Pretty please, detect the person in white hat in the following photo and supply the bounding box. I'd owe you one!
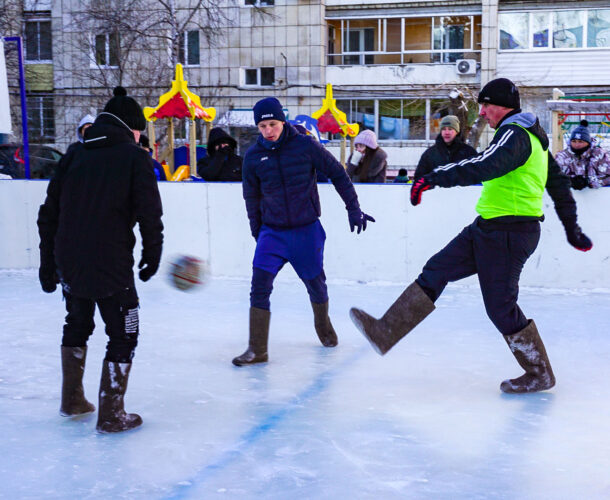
[346,129,387,183]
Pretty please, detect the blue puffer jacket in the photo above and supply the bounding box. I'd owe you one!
[242,122,360,238]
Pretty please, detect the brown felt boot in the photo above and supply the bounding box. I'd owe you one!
[232,307,270,366]
[96,360,142,433]
[311,301,338,347]
[500,320,556,393]
[60,346,95,417]
[350,281,435,355]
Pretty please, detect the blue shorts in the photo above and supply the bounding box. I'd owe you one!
[253,221,326,280]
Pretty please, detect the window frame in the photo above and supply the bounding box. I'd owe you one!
[26,93,55,143]
[92,32,120,68]
[178,30,200,66]
[243,0,275,7]
[24,18,53,63]
[498,8,610,52]
[241,67,276,88]
[327,14,481,66]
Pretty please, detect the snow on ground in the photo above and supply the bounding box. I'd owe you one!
[1,269,610,499]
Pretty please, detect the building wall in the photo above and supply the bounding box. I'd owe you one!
[2,180,606,289]
[3,0,609,165]
[497,50,610,87]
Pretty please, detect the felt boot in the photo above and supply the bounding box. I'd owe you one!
[311,301,338,347]
[500,320,556,393]
[60,346,95,417]
[232,307,270,366]
[350,281,435,355]
[96,360,142,433]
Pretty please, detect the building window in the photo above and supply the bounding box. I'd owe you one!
[25,19,52,61]
[327,15,481,66]
[178,30,200,66]
[589,10,610,47]
[244,0,274,6]
[26,94,55,142]
[94,32,120,67]
[499,8,610,50]
[242,67,275,87]
[330,98,478,142]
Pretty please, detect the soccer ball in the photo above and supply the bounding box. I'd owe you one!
[169,255,206,291]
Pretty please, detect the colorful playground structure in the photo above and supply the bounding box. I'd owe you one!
[312,83,359,165]
[143,64,215,181]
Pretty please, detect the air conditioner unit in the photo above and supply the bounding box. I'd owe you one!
[455,59,477,75]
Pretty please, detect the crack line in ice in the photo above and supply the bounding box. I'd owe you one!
[162,347,367,499]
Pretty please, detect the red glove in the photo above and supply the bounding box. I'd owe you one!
[410,176,433,206]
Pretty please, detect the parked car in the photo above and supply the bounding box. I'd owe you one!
[0,144,63,179]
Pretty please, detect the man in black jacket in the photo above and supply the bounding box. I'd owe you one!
[197,127,242,181]
[37,86,163,433]
[414,114,478,179]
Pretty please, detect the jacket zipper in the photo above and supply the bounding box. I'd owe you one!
[273,147,292,226]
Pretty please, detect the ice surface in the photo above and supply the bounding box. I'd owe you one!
[1,269,610,499]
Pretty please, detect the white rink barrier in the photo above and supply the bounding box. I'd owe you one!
[1,180,607,289]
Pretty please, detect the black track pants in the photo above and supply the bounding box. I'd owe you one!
[61,287,140,363]
[416,217,540,335]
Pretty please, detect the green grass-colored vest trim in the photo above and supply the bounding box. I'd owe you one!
[476,126,547,219]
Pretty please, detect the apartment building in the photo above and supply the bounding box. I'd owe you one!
[4,0,610,169]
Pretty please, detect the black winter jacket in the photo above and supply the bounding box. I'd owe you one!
[414,134,477,180]
[197,127,243,182]
[425,111,579,228]
[37,113,163,298]
[242,122,360,239]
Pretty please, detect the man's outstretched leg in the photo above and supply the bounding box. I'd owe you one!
[351,224,476,355]
[350,281,435,355]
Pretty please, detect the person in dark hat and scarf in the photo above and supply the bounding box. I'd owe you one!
[197,127,243,181]
[37,86,164,433]
[235,96,374,366]
[351,78,592,395]
[555,120,610,189]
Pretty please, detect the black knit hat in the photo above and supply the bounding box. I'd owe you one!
[103,86,146,131]
[478,78,520,109]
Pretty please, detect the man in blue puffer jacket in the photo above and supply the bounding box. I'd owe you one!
[234,97,375,366]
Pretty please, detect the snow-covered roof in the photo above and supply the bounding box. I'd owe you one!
[217,110,256,128]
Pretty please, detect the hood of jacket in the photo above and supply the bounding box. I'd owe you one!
[500,111,549,151]
[83,112,137,150]
[207,127,237,157]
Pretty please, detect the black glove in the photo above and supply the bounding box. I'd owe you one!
[39,253,58,293]
[138,246,162,282]
[410,176,434,206]
[570,175,588,190]
[348,209,375,234]
[39,267,58,293]
[566,224,593,252]
[218,144,232,155]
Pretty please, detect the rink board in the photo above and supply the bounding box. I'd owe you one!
[0,180,606,288]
